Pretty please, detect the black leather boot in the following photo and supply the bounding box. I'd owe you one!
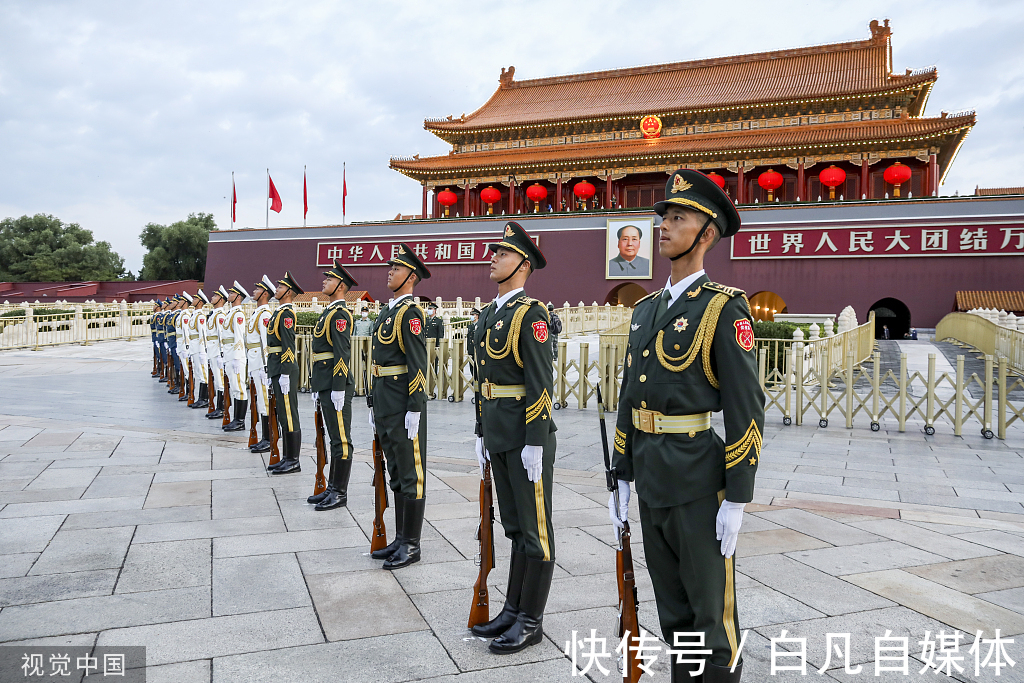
[472,549,528,638]
[371,494,404,559]
[383,496,424,570]
[207,391,224,419]
[191,383,209,409]
[671,655,705,682]
[251,416,271,452]
[488,557,554,654]
[315,458,352,510]
[701,661,740,683]
[223,399,247,431]
[272,432,302,474]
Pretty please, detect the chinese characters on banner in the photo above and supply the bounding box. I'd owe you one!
[731,224,1024,259]
[316,236,539,268]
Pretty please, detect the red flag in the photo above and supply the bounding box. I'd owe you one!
[231,179,237,224]
[342,164,347,219]
[268,175,282,213]
[303,170,308,219]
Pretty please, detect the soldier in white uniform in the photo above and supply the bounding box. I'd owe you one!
[247,275,275,452]
[177,293,193,402]
[188,290,211,409]
[223,282,250,431]
[206,286,230,420]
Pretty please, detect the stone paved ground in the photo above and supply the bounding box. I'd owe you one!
[1,340,1024,682]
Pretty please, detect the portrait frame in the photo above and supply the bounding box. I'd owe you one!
[605,217,654,280]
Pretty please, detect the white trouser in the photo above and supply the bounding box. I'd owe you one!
[179,347,190,379]
[208,354,224,392]
[189,351,206,399]
[248,365,269,416]
[226,358,248,401]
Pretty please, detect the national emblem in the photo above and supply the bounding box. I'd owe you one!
[671,175,693,193]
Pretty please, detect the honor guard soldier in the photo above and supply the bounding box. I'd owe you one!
[307,260,357,510]
[267,271,304,475]
[166,296,182,394]
[188,291,210,409]
[150,301,161,377]
[368,244,429,570]
[247,276,275,452]
[177,294,193,402]
[157,298,171,384]
[609,170,763,683]
[153,301,166,380]
[466,308,480,380]
[222,282,250,431]
[206,286,230,419]
[470,221,556,654]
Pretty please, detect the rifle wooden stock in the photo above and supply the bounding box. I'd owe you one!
[178,361,186,400]
[248,379,259,447]
[187,359,195,406]
[313,401,327,496]
[267,389,281,466]
[467,460,494,629]
[207,366,216,415]
[369,432,389,553]
[221,377,232,427]
[616,522,643,683]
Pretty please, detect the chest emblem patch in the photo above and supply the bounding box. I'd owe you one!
[237,315,244,325]
[673,317,689,332]
[627,353,632,367]
[283,317,293,329]
[532,321,548,343]
[734,319,754,352]
[385,317,392,326]
[336,319,347,332]
[494,320,504,331]
[262,318,268,327]
[631,323,641,331]
[409,318,421,335]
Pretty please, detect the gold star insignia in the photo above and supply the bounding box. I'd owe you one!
[673,317,689,332]
[687,287,701,298]
[749,457,757,466]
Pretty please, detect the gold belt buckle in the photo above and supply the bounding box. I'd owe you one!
[480,382,494,400]
[371,364,380,377]
[638,408,656,433]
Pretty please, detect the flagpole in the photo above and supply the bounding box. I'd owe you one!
[266,169,269,229]
[343,162,346,227]
[231,172,235,230]
[303,165,307,228]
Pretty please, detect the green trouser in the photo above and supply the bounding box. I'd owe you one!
[489,433,556,562]
[374,410,426,500]
[271,373,301,435]
[639,491,741,669]
[317,390,353,462]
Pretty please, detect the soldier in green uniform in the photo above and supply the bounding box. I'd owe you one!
[609,170,763,683]
[266,271,304,475]
[307,259,357,511]
[466,308,480,381]
[470,221,556,655]
[425,302,444,393]
[367,244,429,570]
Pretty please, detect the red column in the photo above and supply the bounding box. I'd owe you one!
[861,159,869,199]
[508,179,516,214]
[796,163,805,201]
[421,185,427,218]
[929,154,939,196]
[736,168,746,204]
[605,176,613,209]
[463,183,470,217]
[556,178,563,212]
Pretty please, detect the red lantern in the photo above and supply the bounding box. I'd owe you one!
[480,186,501,215]
[437,188,458,217]
[573,180,596,210]
[706,172,726,190]
[883,162,913,198]
[818,165,847,200]
[757,169,784,202]
[526,183,548,213]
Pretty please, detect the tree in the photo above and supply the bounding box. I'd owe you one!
[0,214,127,282]
[139,213,217,281]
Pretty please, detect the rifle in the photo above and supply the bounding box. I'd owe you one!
[267,385,281,466]
[368,369,389,553]
[178,359,186,400]
[248,378,259,447]
[187,358,195,406]
[221,370,232,427]
[468,459,494,628]
[313,399,328,496]
[597,385,642,683]
[207,366,217,415]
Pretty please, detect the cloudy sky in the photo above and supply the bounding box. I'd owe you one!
[2,0,1022,274]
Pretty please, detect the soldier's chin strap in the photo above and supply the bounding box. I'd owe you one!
[497,256,528,284]
[669,215,715,261]
[394,269,417,293]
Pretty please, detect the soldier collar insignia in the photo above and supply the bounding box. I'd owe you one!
[674,317,689,332]
[687,287,701,299]
[671,175,693,194]
[494,320,504,330]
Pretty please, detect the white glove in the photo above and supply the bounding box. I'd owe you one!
[279,375,290,395]
[263,372,272,387]
[521,445,543,483]
[608,479,631,529]
[405,411,420,441]
[368,407,375,430]
[331,391,345,412]
[475,437,490,478]
[716,501,746,558]
[311,391,319,406]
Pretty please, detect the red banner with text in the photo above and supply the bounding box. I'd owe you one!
[317,236,538,267]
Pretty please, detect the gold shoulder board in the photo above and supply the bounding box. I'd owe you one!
[702,282,745,298]
[635,289,664,306]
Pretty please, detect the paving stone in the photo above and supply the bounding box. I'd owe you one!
[117,539,211,593]
[955,530,1024,556]
[0,568,118,607]
[29,526,134,576]
[24,465,100,490]
[976,586,1024,615]
[736,584,826,627]
[786,541,947,576]
[133,515,285,543]
[213,526,366,558]
[414,657,587,682]
[859,518,1001,561]
[214,553,310,616]
[737,554,895,615]
[144,479,211,508]
[0,552,38,578]
[297,546,384,576]
[96,606,323,666]
[307,569,425,640]
[755,508,883,546]
[0,460,52,480]
[159,443,211,463]
[845,569,1024,636]
[0,586,210,641]
[734,529,831,558]
[61,505,209,531]
[82,473,154,499]
[903,554,1024,594]
[0,495,146,518]
[25,431,81,448]
[212,631,456,683]
[144,660,212,683]
[211,485,279,520]
[0,514,65,554]
[275,495,360,531]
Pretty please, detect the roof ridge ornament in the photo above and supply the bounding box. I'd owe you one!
[499,66,516,88]
[869,19,891,42]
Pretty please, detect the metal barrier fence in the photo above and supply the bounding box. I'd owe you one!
[937,312,1024,376]
[0,307,151,350]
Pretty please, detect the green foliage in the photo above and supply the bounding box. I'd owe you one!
[139,213,217,281]
[753,320,798,339]
[0,308,75,318]
[0,214,127,282]
[296,311,320,327]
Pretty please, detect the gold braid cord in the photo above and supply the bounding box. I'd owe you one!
[376,304,409,353]
[725,420,762,469]
[525,389,552,424]
[408,369,426,395]
[313,309,333,346]
[486,303,531,368]
[614,427,627,455]
[655,293,729,388]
